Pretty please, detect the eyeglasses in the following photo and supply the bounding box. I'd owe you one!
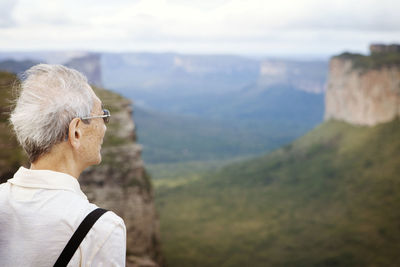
[81,109,111,124]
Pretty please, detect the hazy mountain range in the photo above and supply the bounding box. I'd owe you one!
[100,52,327,117]
[0,51,328,163]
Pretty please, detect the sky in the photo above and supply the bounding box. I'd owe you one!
[0,0,399,57]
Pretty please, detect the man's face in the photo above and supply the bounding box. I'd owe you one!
[79,87,107,167]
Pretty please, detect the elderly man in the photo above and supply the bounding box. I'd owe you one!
[0,64,126,266]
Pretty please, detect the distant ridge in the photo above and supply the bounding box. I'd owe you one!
[0,59,38,75]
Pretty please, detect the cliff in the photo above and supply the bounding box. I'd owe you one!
[0,71,163,266]
[80,87,163,267]
[325,46,400,126]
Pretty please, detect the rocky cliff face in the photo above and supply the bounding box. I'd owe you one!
[325,50,400,126]
[80,87,163,267]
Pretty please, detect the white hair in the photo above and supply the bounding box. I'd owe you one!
[10,64,94,162]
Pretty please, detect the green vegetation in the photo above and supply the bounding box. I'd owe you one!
[335,52,400,70]
[92,86,134,147]
[0,72,28,182]
[156,119,400,266]
[148,157,252,190]
[134,106,315,164]
[147,156,256,180]
[93,86,129,114]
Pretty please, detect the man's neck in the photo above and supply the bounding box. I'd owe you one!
[30,143,83,179]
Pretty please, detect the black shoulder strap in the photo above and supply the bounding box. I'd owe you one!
[54,208,108,267]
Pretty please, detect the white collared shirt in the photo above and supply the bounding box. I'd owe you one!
[0,167,126,267]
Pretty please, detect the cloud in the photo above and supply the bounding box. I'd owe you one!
[13,0,82,26]
[0,0,18,27]
[1,0,399,55]
[80,0,400,42]
[291,0,400,32]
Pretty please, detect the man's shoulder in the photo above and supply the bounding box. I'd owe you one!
[97,209,126,228]
[85,205,126,236]
[81,208,126,254]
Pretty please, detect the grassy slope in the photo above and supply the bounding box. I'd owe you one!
[156,119,400,267]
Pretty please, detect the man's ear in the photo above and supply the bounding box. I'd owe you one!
[68,118,82,149]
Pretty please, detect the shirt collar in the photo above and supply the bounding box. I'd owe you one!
[8,166,87,200]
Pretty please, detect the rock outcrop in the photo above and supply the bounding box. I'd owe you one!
[80,87,163,267]
[325,46,400,126]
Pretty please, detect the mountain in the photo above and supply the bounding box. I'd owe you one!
[107,53,326,164]
[257,60,327,93]
[101,52,327,118]
[0,59,39,75]
[131,82,324,164]
[0,51,89,65]
[0,51,328,120]
[0,52,102,87]
[101,53,260,97]
[156,45,400,266]
[157,119,400,267]
[102,53,326,165]
[0,53,328,165]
